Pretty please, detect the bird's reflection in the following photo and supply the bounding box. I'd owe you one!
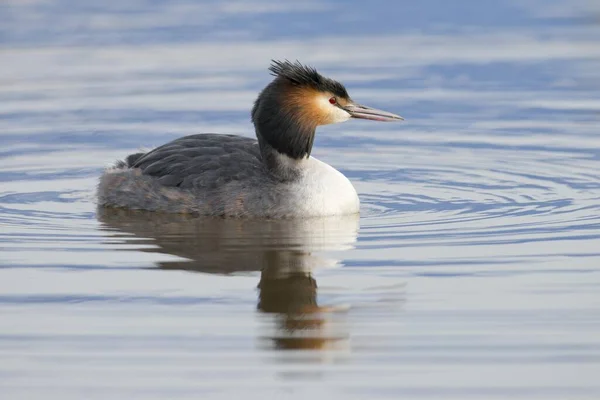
[97,207,359,350]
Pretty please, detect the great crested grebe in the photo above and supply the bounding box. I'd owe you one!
[98,60,403,218]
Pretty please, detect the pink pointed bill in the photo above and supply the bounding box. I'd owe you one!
[344,103,404,122]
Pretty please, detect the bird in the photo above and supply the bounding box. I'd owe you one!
[98,60,403,218]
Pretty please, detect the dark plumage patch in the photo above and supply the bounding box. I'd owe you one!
[125,134,263,189]
[125,152,146,167]
[269,60,349,99]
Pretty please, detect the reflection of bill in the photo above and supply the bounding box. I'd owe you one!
[98,207,358,350]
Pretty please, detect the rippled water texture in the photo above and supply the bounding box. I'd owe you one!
[2,1,600,399]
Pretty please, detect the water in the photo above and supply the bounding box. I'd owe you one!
[2,1,600,399]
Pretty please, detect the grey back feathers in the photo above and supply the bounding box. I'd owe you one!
[131,134,262,189]
[98,134,306,217]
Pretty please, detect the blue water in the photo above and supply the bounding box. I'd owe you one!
[1,1,600,399]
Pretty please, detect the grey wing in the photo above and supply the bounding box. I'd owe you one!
[131,134,264,189]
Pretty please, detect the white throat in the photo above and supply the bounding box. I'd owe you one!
[288,156,360,216]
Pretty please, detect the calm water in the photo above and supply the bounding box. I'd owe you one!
[2,1,600,399]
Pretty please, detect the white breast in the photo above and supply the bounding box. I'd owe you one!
[291,156,360,217]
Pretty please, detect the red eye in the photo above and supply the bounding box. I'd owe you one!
[329,97,336,104]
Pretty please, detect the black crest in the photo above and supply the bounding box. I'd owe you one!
[269,59,349,99]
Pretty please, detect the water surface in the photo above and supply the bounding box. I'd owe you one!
[1,1,600,399]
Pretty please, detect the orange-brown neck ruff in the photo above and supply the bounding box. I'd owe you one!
[283,84,331,128]
[252,79,318,160]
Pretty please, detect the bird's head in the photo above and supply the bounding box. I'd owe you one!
[252,60,403,160]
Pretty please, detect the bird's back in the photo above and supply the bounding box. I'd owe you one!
[98,134,279,216]
[130,134,263,189]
